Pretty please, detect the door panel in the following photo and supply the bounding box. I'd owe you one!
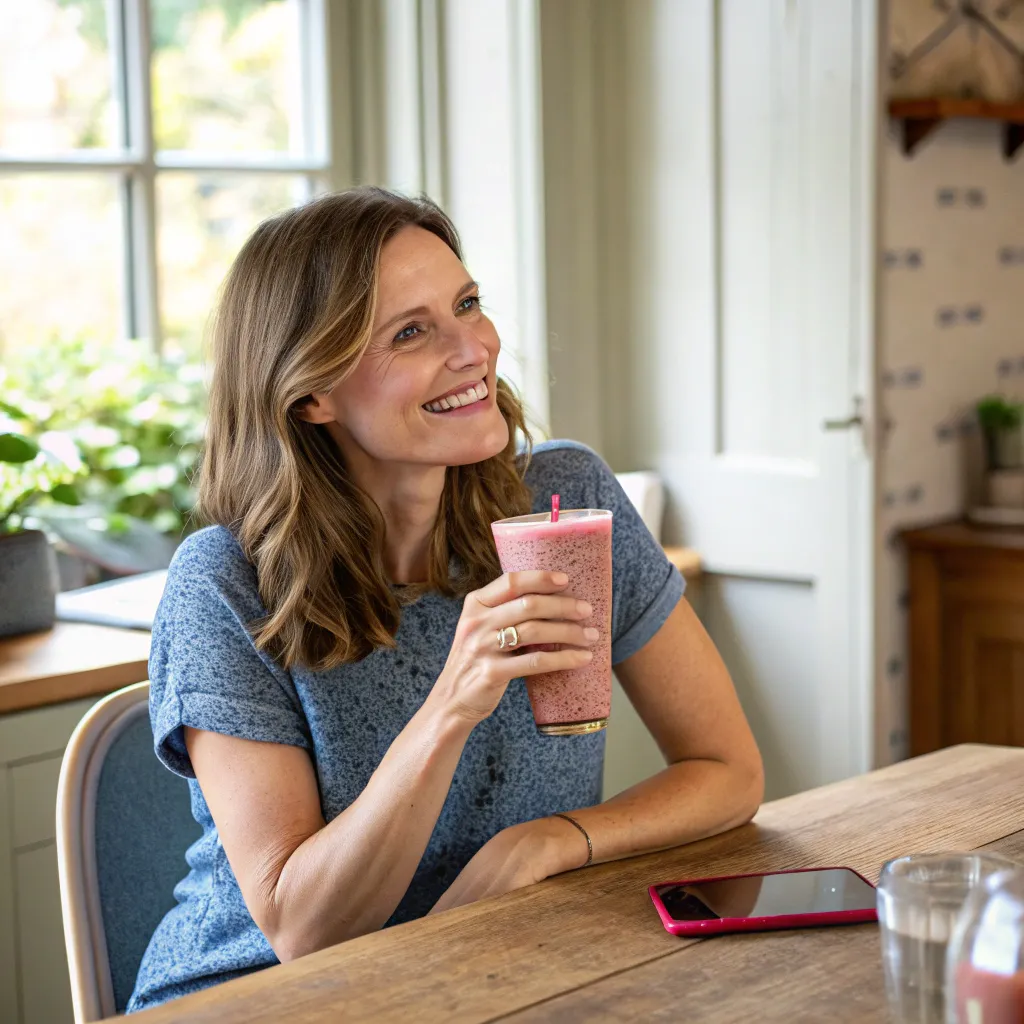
[624,0,877,786]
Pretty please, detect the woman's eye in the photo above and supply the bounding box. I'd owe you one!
[457,295,481,313]
[393,324,421,343]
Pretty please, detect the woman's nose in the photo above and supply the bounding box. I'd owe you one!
[444,322,490,372]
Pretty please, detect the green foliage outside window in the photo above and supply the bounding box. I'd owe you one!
[0,336,205,547]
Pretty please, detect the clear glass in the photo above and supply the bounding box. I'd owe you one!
[0,0,119,151]
[156,172,309,358]
[877,853,1017,1024]
[0,174,123,357]
[947,868,1024,1024]
[151,0,304,154]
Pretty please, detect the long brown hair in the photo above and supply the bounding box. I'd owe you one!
[198,187,533,671]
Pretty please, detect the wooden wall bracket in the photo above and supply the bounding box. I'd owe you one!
[1004,121,1024,160]
[889,98,1024,161]
[900,116,942,155]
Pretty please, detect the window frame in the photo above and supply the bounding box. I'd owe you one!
[0,0,331,352]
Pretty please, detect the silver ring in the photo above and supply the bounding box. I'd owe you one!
[497,625,521,651]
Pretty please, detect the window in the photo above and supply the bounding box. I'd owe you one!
[0,0,329,360]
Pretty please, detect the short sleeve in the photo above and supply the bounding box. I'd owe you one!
[148,526,311,779]
[525,441,685,665]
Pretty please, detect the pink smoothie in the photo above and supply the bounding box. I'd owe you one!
[490,509,613,731]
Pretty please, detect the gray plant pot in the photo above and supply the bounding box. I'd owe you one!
[990,426,1024,470]
[0,530,58,638]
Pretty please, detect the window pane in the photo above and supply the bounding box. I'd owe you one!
[152,1,304,154]
[0,175,123,357]
[157,173,308,358]
[0,0,118,152]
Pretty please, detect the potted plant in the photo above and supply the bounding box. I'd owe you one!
[1,337,204,582]
[0,412,82,637]
[977,395,1024,508]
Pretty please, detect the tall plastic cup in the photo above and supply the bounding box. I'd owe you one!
[490,509,612,735]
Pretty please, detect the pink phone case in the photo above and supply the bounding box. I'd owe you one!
[648,865,878,937]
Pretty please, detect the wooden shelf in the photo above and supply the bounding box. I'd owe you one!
[888,98,1024,159]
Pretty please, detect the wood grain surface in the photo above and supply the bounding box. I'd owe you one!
[506,829,1024,1023]
[903,520,1024,554]
[0,621,151,714]
[123,744,1024,1023]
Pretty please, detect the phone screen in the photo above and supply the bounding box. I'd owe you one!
[654,868,876,922]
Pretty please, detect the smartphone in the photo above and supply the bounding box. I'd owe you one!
[649,866,878,937]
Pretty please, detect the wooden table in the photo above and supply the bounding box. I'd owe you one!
[0,621,152,715]
[124,744,1024,1023]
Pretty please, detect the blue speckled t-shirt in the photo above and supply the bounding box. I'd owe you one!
[128,440,684,1012]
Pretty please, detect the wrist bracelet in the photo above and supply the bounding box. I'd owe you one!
[552,812,593,867]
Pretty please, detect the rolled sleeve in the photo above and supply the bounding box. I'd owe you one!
[148,527,311,780]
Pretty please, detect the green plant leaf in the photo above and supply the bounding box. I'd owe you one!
[0,432,40,464]
[0,400,29,421]
[48,483,81,505]
[977,395,1024,432]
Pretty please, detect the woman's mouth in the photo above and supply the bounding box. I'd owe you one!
[422,380,489,414]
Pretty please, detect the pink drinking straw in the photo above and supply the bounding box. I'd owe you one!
[551,494,560,522]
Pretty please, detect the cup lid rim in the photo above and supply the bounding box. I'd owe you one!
[492,508,613,528]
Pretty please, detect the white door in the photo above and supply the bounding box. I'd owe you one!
[606,0,879,796]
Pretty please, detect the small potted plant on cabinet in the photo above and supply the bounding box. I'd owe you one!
[0,413,82,637]
[977,395,1024,508]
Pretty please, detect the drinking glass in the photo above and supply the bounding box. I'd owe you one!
[877,853,1016,1023]
[946,866,1024,1024]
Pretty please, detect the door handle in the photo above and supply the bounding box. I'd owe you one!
[822,397,864,431]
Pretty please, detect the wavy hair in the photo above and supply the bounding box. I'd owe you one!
[197,187,533,670]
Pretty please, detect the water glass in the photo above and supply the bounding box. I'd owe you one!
[946,866,1024,1024]
[877,853,1016,1024]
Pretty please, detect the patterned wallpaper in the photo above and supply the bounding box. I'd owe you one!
[877,116,1024,764]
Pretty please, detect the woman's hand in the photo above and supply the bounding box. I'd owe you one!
[430,571,599,725]
[429,816,589,915]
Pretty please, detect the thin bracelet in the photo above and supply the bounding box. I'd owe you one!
[552,812,593,867]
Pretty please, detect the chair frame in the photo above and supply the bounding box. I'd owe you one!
[56,682,150,1024]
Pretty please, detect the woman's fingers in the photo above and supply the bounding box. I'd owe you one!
[438,571,600,723]
[473,571,572,609]
[489,592,592,627]
[501,644,594,678]
[494,620,599,652]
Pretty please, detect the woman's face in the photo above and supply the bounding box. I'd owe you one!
[304,225,509,474]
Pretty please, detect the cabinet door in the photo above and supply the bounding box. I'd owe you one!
[15,844,74,1024]
[0,699,95,1024]
[946,607,1024,747]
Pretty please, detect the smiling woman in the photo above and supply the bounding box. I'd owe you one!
[128,186,763,1013]
[199,192,533,668]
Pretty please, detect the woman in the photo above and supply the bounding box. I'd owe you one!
[128,187,763,1011]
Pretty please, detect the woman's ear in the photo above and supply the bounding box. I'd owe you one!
[293,392,337,425]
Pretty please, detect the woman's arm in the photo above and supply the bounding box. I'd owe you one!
[185,700,470,962]
[564,594,764,860]
[184,570,597,962]
[431,596,764,912]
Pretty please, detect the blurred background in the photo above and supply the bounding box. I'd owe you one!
[6,2,1024,1018]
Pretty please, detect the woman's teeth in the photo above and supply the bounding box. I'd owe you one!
[423,382,488,413]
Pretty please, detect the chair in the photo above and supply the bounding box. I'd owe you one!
[56,682,200,1022]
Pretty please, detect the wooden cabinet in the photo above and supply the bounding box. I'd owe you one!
[905,521,1024,755]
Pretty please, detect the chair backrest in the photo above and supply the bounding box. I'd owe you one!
[56,683,200,1022]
